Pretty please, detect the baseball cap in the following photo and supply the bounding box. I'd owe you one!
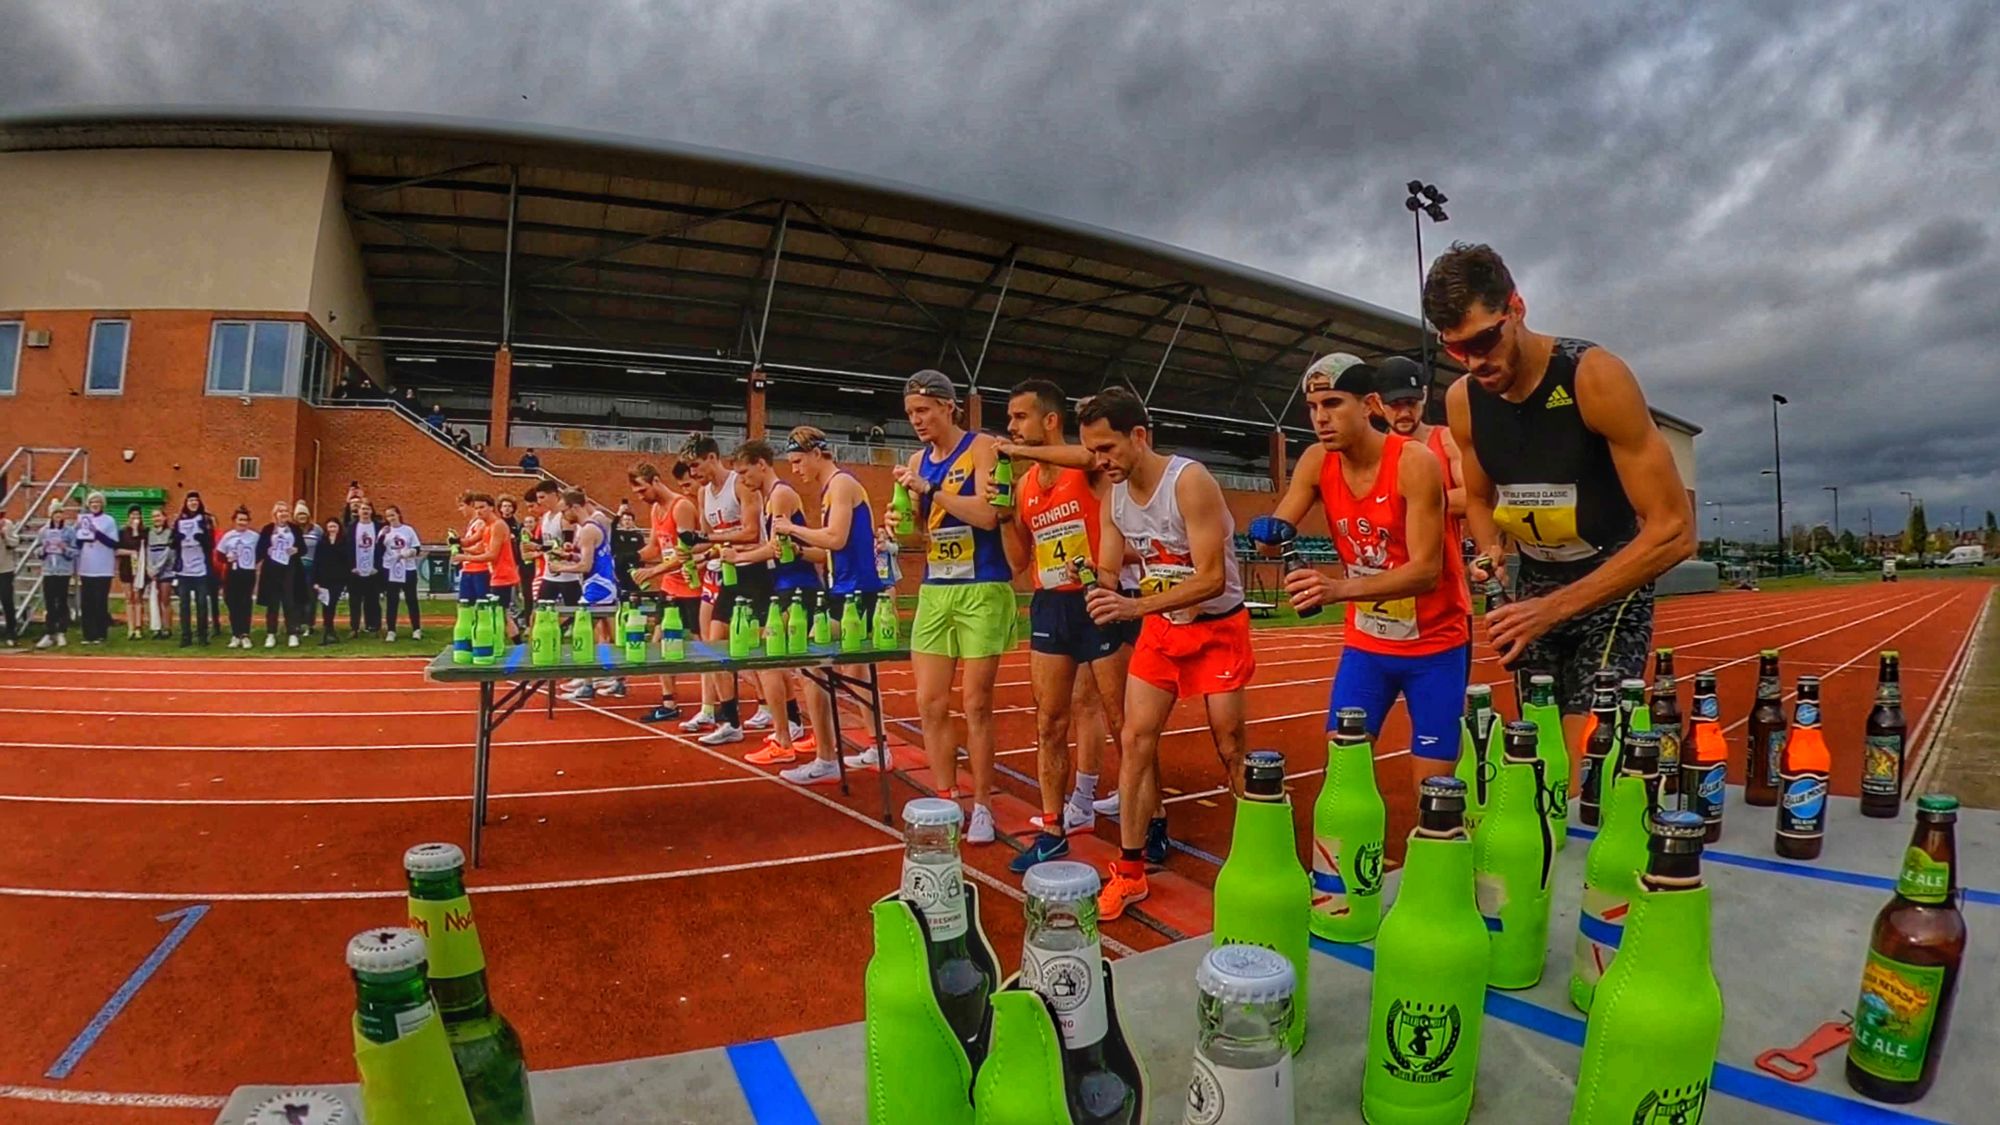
[903,369,959,403]
[1375,356,1427,403]
[1302,352,1377,397]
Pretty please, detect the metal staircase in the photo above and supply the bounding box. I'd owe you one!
[1,447,91,627]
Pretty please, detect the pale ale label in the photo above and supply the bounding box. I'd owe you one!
[1863,735,1903,798]
[1020,941,1107,1048]
[1849,950,1946,1084]
[1184,1050,1293,1125]
[899,857,969,941]
[407,896,485,979]
[1897,848,1951,904]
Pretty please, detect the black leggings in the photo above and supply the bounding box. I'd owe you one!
[385,574,423,632]
[43,576,72,635]
[224,570,256,637]
[176,576,209,641]
[79,575,113,641]
[348,572,383,633]
[319,579,347,633]
[204,573,223,634]
[0,570,16,641]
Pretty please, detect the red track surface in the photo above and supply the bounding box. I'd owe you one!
[0,579,1984,1121]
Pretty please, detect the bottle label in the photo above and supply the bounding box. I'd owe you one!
[1863,735,1904,797]
[899,858,968,941]
[1572,886,1629,990]
[1578,756,1599,806]
[1184,1049,1292,1125]
[1776,773,1828,837]
[407,895,486,979]
[358,998,437,1044]
[1021,940,1107,1048]
[1696,763,1726,826]
[1896,848,1951,904]
[1796,701,1820,727]
[1763,730,1788,786]
[1849,950,1947,1084]
[1311,835,1383,920]
[1694,695,1718,720]
[1382,999,1466,1083]
[1654,727,1682,773]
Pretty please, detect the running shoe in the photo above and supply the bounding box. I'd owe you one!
[698,723,744,747]
[1144,817,1172,866]
[34,634,53,650]
[1028,803,1096,836]
[780,758,841,786]
[1008,832,1071,874]
[560,683,597,702]
[412,628,423,640]
[594,679,627,698]
[763,728,817,753]
[744,743,797,766]
[1092,791,1122,816]
[743,707,775,732]
[561,678,590,692]
[642,704,683,724]
[678,711,718,733]
[385,630,397,643]
[265,634,277,649]
[842,744,883,771]
[1098,862,1150,921]
[287,634,300,648]
[965,803,996,845]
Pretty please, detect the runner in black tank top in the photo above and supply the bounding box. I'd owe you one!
[1431,244,1694,754]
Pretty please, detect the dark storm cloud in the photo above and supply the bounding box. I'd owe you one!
[4,0,1996,530]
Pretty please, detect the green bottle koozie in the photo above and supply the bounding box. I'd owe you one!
[729,602,752,659]
[452,600,475,664]
[1523,698,1571,851]
[1310,735,1387,944]
[470,602,496,666]
[787,594,810,653]
[622,605,647,663]
[864,898,976,1124]
[662,604,684,660]
[1570,773,1650,1012]
[972,961,1149,1125]
[1473,754,1555,989]
[763,598,786,657]
[873,595,899,649]
[1211,787,1311,1053]
[1454,712,1501,833]
[812,604,832,646]
[1570,883,1721,1125]
[529,605,560,667]
[1364,834,1489,1124]
[569,608,594,666]
[840,596,864,653]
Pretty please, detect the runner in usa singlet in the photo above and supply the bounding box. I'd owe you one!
[1319,433,1470,656]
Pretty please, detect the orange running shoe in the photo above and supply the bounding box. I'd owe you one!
[1098,860,1149,921]
[744,743,798,766]
[764,730,817,754]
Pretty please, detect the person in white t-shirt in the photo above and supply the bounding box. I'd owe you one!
[73,491,120,645]
[255,501,302,647]
[381,505,424,642]
[169,493,218,647]
[217,506,262,648]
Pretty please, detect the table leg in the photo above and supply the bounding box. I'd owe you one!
[868,665,893,825]
[472,679,494,867]
[825,667,849,797]
[546,676,555,719]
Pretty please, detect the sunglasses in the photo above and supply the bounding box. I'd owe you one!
[1438,309,1511,361]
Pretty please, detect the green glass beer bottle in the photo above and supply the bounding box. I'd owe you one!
[777,531,797,566]
[1211,751,1311,1054]
[1570,733,1659,1013]
[569,607,594,665]
[529,601,560,667]
[347,927,476,1125]
[1522,673,1571,851]
[840,595,865,653]
[1569,811,1722,1125]
[873,593,899,649]
[1364,777,1489,1125]
[1475,721,1556,990]
[621,604,647,664]
[1453,685,1501,833]
[470,600,497,666]
[453,599,476,664]
[892,481,914,532]
[1309,708,1387,944]
[786,593,810,654]
[404,844,536,1124]
[762,597,786,657]
[990,457,1015,509]
[661,604,685,660]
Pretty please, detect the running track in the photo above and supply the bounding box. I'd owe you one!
[0,579,1984,1121]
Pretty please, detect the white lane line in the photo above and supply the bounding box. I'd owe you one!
[1717,590,1957,735]
[0,707,491,718]
[0,1085,227,1109]
[1909,586,1991,790]
[0,684,465,695]
[0,734,657,753]
[0,843,903,903]
[0,775,760,807]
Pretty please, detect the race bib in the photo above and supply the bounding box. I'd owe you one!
[926,524,975,581]
[1033,518,1090,590]
[1348,562,1418,642]
[1141,560,1197,624]
[1494,483,1596,563]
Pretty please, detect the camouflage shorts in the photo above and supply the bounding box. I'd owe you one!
[1509,564,1655,714]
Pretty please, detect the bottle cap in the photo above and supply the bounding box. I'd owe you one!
[1243,750,1286,796]
[1622,729,1662,774]
[1022,860,1100,903]
[901,797,963,829]
[1334,707,1369,737]
[1648,809,1707,854]
[1503,720,1540,759]
[402,842,466,874]
[1528,673,1555,687]
[1593,669,1620,687]
[1917,794,1959,815]
[1196,944,1297,1005]
[1419,775,1467,808]
[1694,671,1718,689]
[1883,650,1900,660]
[1760,648,1779,659]
[1619,678,1646,692]
[346,927,427,974]
[1656,647,1674,657]
[1466,683,1493,701]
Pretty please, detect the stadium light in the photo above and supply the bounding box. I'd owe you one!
[1771,393,1788,573]
[1406,180,1450,411]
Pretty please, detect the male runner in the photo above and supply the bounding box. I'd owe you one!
[523,479,588,694]
[728,440,817,764]
[1079,387,1253,919]
[885,369,1015,845]
[550,489,625,700]
[680,435,766,745]
[628,460,704,723]
[1253,354,1469,797]
[1431,242,1694,753]
[1374,354,1477,676]
[993,378,1127,873]
[772,426,888,787]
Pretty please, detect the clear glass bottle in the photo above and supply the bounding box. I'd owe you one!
[900,798,991,1064]
[1185,944,1295,1125]
[1022,860,1135,1125]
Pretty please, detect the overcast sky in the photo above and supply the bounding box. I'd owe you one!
[6,0,1996,537]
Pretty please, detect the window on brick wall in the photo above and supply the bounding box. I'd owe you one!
[86,319,129,394]
[207,320,303,397]
[0,321,19,395]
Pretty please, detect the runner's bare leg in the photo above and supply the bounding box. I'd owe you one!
[912,652,962,794]
[1119,677,1177,850]
[1031,651,1078,823]
[1205,688,1250,796]
[961,653,1003,811]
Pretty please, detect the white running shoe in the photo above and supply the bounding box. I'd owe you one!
[288,634,300,648]
[560,683,597,702]
[743,707,775,731]
[412,628,424,640]
[1030,802,1097,836]
[698,723,744,746]
[780,758,842,786]
[561,678,589,692]
[965,803,996,845]
[35,634,53,650]
[385,630,397,643]
[596,679,628,698]
[1092,791,1122,816]
[55,634,67,648]
[842,744,884,771]
[678,711,718,733]
[265,634,277,649]
[787,721,807,742]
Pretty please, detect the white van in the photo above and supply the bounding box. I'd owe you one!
[1941,545,1986,567]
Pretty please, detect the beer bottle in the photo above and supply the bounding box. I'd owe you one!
[786,592,810,654]
[1682,672,1728,843]
[1453,685,1501,833]
[839,595,865,653]
[453,599,476,665]
[1281,538,1321,620]
[1021,861,1137,1124]
[569,607,594,665]
[677,532,700,590]
[892,481,914,535]
[1576,669,1620,768]
[811,598,832,646]
[990,457,1015,510]
[622,604,648,664]
[776,530,796,566]
[1211,750,1311,1053]
[1472,554,1507,610]
[404,844,536,1124]
[1185,944,1296,1125]
[1522,673,1571,850]
[1578,684,1619,829]
[1845,794,1965,1103]
[1743,650,1784,807]
[873,592,900,649]
[762,597,785,657]
[661,603,685,660]
[720,559,739,589]
[1309,708,1387,944]
[1475,722,1556,990]
[1775,676,1830,860]
[1861,652,1907,818]
[470,600,497,666]
[1571,735,1656,1013]
[899,798,992,1065]
[1616,678,1649,766]
[1650,649,1683,802]
[529,601,561,667]
[726,600,749,659]
[1569,811,1723,1125]
[1364,777,1488,1125]
[347,927,476,1125]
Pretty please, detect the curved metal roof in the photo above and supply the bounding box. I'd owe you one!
[0,105,1436,432]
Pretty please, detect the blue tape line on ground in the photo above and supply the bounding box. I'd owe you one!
[1307,936,1949,1124]
[1564,827,1998,907]
[726,1039,820,1124]
[47,905,209,1079]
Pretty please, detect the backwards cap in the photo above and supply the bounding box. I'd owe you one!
[1302,352,1378,397]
